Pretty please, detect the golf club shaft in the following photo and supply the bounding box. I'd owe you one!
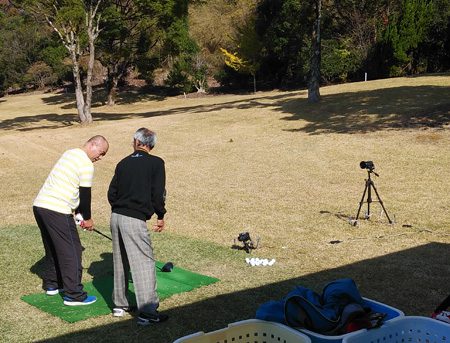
[93,228,112,240]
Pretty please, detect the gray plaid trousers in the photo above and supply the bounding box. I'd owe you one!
[110,212,159,314]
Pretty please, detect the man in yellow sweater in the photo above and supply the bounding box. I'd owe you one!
[33,135,109,306]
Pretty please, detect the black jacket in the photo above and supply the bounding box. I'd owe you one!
[108,150,166,221]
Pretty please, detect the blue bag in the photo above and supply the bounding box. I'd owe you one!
[256,278,366,334]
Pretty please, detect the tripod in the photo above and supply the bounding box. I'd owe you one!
[352,169,393,226]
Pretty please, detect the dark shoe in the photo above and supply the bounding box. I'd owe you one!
[137,311,169,326]
[112,306,137,317]
[63,295,97,306]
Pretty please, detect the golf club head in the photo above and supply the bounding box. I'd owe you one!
[161,262,174,272]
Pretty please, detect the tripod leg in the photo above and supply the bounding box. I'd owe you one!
[354,181,369,225]
[371,182,393,224]
[366,181,373,219]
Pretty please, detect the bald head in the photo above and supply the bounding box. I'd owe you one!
[83,135,109,162]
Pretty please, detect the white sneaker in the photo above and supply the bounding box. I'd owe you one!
[45,288,62,296]
[113,306,136,317]
[435,310,450,324]
[113,308,126,317]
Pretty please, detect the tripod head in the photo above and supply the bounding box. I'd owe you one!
[367,169,379,178]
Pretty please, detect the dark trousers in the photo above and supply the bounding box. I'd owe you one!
[33,206,87,301]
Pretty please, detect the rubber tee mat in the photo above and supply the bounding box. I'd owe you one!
[21,262,219,323]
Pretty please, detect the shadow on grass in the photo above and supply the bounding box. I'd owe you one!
[41,86,168,110]
[1,85,449,133]
[88,252,116,309]
[278,85,450,134]
[0,91,301,131]
[0,86,450,134]
[0,113,76,131]
[30,257,47,290]
[29,251,116,305]
[319,210,353,223]
[38,242,449,343]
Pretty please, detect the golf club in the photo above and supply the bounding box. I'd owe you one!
[90,228,174,272]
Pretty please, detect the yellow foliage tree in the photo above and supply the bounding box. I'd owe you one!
[220,47,247,71]
[220,47,258,93]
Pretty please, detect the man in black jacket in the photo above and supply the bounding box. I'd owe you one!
[108,128,168,325]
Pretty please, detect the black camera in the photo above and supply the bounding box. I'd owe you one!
[360,161,375,170]
[232,232,260,253]
[238,232,251,242]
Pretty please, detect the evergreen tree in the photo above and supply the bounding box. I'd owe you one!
[98,0,188,105]
[0,5,51,93]
[382,0,435,75]
[164,2,203,93]
[255,0,312,88]
[417,0,450,72]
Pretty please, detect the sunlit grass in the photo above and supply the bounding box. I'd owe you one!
[0,74,449,342]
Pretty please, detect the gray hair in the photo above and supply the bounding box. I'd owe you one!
[134,128,157,149]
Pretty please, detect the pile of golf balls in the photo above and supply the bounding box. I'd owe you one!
[245,257,276,266]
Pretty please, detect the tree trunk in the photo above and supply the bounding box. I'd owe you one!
[308,0,322,103]
[83,4,100,124]
[195,84,206,93]
[194,75,206,93]
[45,14,89,123]
[71,55,88,123]
[106,61,128,106]
[83,35,94,123]
[42,1,101,124]
[106,72,119,106]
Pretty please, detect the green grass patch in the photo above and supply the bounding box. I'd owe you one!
[0,225,238,341]
[21,262,218,323]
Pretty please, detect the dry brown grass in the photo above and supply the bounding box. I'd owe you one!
[0,75,449,342]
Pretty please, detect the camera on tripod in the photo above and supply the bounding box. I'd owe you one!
[232,231,260,253]
[360,161,374,171]
[351,160,394,226]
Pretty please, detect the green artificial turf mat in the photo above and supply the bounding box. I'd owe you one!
[21,262,219,323]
